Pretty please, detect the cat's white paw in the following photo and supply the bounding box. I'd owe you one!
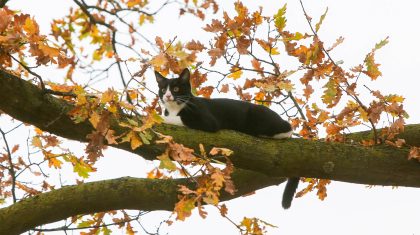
[272,130,293,139]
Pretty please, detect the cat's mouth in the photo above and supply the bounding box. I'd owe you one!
[162,97,174,103]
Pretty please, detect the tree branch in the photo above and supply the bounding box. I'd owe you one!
[0,171,285,235]
[0,70,419,186]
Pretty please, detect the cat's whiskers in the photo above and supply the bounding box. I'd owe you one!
[175,97,197,111]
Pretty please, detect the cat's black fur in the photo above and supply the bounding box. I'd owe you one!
[155,68,298,209]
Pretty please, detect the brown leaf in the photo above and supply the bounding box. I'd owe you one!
[208,48,223,66]
[203,19,224,32]
[219,204,228,217]
[236,36,250,54]
[186,40,206,51]
[155,36,164,50]
[220,84,229,93]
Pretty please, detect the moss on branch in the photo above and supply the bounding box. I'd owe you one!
[0,171,284,235]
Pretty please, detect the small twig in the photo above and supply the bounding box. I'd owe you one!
[9,54,46,90]
[0,128,17,203]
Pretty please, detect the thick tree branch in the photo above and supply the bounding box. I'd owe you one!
[0,70,419,186]
[0,171,285,235]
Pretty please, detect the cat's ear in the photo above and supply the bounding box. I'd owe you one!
[155,71,166,85]
[179,68,190,84]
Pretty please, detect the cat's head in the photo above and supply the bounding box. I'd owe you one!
[155,68,192,104]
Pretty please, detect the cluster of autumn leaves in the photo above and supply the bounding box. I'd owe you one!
[0,0,418,234]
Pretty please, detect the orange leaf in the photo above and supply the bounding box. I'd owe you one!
[11,144,19,154]
[174,197,195,221]
[23,17,39,35]
[38,43,60,58]
[0,9,11,33]
[209,147,233,157]
[364,53,382,80]
[408,147,420,161]
[197,86,214,98]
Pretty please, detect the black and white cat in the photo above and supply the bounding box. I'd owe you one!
[155,68,298,209]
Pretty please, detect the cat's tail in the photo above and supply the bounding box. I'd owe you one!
[282,177,299,209]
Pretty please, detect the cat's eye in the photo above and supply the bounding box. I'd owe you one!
[161,88,166,93]
[173,87,179,92]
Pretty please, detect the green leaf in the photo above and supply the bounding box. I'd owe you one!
[274,4,287,32]
[158,152,177,171]
[78,219,94,228]
[102,226,112,235]
[374,36,389,51]
[315,7,328,32]
[127,118,139,126]
[139,132,150,145]
[322,79,338,106]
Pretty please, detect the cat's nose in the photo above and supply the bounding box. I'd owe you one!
[165,94,172,100]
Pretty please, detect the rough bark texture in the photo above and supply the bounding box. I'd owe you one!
[0,171,285,235]
[0,70,420,234]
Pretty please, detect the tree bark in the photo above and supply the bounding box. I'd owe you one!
[0,70,419,233]
[0,171,285,235]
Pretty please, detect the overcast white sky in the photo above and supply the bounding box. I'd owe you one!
[5,0,420,234]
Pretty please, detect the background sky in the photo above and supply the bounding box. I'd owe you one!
[5,0,420,234]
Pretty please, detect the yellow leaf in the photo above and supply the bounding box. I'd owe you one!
[358,107,369,122]
[274,4,287,32]
[73,159,94,178]
[108,104,118,113]
[48,157,63,169]
[240,217,252,230]
[32,136,42,148]
[150,53,168,68]
[129,131,142,150]
[228,69,242,80]
[101,89,116,104]
[89,111,101,129]
[277,81,293,92]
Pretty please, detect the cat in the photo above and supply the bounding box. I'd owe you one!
[155,68,298,209]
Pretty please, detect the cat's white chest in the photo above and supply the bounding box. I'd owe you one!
[164,101,185,116]
[162,101,185,126]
